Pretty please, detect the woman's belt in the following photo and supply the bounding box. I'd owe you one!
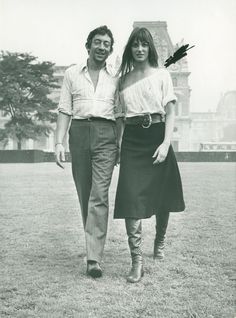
[125,113,165,128]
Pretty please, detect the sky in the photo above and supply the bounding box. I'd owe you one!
[0,0,236,112]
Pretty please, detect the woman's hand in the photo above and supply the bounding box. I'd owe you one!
[152,142,170,164]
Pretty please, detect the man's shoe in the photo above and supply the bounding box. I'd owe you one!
[87,261,102,278]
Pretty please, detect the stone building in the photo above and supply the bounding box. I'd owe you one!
[1,21,235,151]
[189,91,236,150]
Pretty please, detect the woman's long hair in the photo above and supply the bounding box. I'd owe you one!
[118,27,158,82]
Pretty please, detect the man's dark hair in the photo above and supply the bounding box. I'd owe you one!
[86,25,114,52]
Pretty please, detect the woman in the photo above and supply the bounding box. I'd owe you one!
[114,27,185,283]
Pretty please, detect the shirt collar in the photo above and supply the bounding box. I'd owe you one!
[78,60,114,76]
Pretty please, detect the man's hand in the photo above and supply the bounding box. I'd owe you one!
[152,142,170,165]
[55,143,65,169]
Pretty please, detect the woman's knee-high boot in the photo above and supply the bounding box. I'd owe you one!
[154,211,170,260]
[125,218,144,283]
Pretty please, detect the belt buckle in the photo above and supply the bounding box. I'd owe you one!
[142,113,152,128]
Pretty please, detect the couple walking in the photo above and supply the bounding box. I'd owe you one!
[55,25,185,283]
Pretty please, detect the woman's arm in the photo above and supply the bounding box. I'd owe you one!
[152,101,175,164]
[116,117,125,148]
[163,101,175,146]
[115,117,125,165]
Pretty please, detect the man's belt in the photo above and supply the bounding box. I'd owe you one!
[72,117,114,123]
[125,113,164,128]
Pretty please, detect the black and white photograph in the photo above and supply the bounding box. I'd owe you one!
[0,0,235,317]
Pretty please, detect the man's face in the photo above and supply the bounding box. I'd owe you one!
[88,34,112,63]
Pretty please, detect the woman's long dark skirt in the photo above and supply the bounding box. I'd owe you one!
[114,122,185,219]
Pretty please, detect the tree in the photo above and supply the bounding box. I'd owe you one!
[0,51,59,149]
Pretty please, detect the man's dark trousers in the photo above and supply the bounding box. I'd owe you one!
[69,119,117,263]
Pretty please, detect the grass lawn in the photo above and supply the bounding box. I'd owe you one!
[0,162,235,318]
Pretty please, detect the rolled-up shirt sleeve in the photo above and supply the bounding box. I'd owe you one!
[162,70,177,107]
[58,69,73,116]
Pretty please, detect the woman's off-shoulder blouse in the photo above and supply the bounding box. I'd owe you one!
[119,68,177,118]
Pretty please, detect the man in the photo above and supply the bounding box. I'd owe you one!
[55,25,122,278]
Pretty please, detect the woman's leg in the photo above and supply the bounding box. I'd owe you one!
[154,211,170,259]
[125,218,144,283]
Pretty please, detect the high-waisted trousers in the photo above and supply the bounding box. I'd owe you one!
[69,119,117,263]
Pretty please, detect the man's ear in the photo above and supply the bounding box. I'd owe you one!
[85,43,90,54]
[109,47,113,55]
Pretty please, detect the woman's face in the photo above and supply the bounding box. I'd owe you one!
[131,39,149,63]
